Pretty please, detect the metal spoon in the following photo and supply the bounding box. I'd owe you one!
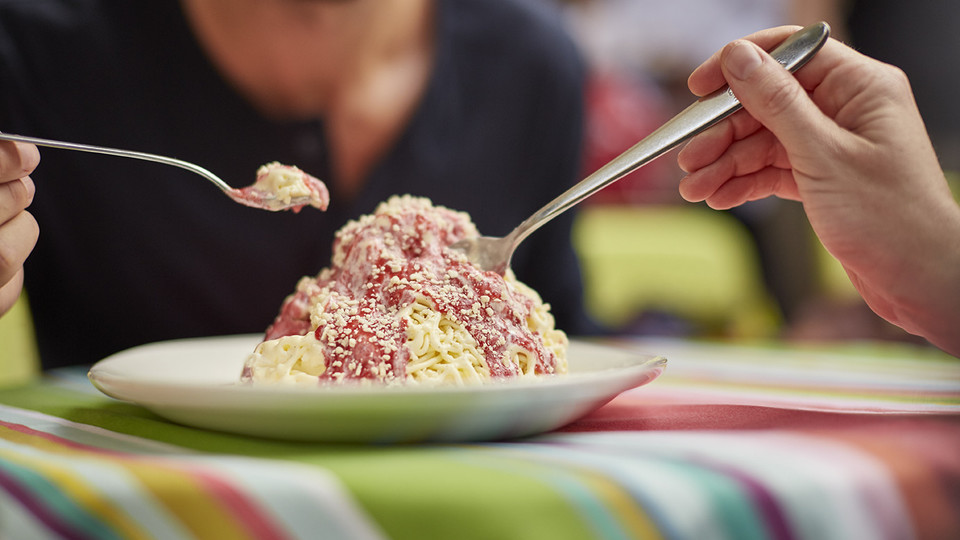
[0,131,326,212]
[452,22,830,274]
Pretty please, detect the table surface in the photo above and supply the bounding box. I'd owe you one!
[1,337,958,540]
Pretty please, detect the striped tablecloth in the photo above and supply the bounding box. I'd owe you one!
[1,338,958,540]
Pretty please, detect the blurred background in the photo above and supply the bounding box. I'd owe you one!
[1,0,957,385]
[551,0,960,346]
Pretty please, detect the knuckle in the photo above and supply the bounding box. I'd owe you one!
[757,75,804,118]
[1,177,35,212]
[881,64,913,96]
[0,141,40,179]
[852,59,912,103]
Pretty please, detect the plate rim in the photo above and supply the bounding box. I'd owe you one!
[85,334,667,442]
[88,334,667,399]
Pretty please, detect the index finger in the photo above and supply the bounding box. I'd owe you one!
[0,140,40,182]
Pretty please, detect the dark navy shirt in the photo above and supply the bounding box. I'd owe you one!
[0,0,593,368]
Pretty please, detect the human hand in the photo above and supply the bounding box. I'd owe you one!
[0,141,39,316]
[677,26,960,355]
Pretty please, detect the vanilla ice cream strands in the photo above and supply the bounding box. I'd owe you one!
[242,195,568,386]
[231,162,330,212]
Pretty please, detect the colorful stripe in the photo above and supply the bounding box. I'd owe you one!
[0,409,384,540]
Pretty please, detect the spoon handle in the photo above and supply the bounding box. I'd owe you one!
[507,21,830,248]
[0,131,231,192]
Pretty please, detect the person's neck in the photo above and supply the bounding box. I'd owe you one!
[180,0,433,119]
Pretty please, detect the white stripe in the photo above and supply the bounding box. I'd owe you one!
[741,433,914,540]
[0,486,60,540]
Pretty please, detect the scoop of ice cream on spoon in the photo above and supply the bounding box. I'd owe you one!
[230,162,329,212]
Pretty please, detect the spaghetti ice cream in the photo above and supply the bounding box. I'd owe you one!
[231,162,330,212]
[242,195,568,386]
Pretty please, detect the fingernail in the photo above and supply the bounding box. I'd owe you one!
[18,176,36,205]
[677,176,699,202]
[725,41,763,81]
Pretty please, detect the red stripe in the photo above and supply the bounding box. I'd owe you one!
[189,467,292,540]
[563,402,960,432]
[0,420,129,457]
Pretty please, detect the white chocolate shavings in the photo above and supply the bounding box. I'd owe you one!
[254,162,329,209]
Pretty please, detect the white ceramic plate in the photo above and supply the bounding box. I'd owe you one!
[88,335,666,443]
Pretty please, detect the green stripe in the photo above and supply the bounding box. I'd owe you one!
[658,459,769,540]
[450,447,639,540]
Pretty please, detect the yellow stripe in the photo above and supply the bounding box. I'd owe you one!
[0,426,151,540]
[570,466,664,539]
[122,463,258,540]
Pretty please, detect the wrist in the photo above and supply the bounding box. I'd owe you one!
[890,198,960,356]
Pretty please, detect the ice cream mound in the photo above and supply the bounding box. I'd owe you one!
[241,195,568,386]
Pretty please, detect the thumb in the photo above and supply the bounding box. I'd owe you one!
[720,39,829,154]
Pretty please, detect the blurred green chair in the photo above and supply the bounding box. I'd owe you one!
[0,293,40,388]
[572,205,780,337]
